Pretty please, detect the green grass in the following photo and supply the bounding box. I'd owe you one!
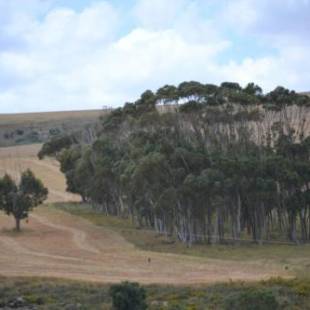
[0,277,309,309]
[54,203,310,270]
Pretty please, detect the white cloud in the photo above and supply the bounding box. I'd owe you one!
[222,0,258,32]
[0,0,309,113]
[222,0,310,42]
[133,0,188,29]
[0,0,231,112]
[25,3,119,48]
[0,1,121,112]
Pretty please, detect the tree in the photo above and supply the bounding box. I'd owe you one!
[41,80,310,245]
[38,135,76,159]
[0,170,48,231]
[221,81,242,92]
[156,84,179,105]
[244,82,263,96]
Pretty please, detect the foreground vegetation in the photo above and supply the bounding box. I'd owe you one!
[0,277,309,309]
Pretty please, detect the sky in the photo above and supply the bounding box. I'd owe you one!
[0,0,309,113]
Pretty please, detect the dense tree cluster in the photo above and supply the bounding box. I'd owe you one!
[38,135,77,159]
[40,81,310,245]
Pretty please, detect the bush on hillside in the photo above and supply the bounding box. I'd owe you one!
[110,281,147,310]
[224,288,279,310]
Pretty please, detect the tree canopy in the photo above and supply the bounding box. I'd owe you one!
[39,81,310,245]
[0,170,48,231]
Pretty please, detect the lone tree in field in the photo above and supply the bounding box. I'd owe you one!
[0,169,48,231]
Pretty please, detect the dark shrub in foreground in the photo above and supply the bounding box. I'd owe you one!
[224,288,279,310]
[110,281,147,310]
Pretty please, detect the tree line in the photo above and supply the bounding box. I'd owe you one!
[39,81,310,245]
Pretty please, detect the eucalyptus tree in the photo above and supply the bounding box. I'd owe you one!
[38,81,310,244]
[0,170,48,231]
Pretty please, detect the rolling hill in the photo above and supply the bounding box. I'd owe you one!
[0,109,106,147]
[0,143,289,285]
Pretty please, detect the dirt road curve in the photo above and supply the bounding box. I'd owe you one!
[0,144,288,284]
[0,208,288,284]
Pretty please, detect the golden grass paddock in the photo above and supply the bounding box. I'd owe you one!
[0,144,308,284]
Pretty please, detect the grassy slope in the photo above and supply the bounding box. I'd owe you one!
[56,203,310,279]
[0,110,104,126]
[0,144,80,203]
[0,110,105,147]
[300,92,310,97]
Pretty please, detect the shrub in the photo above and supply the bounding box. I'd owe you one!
[49,128,61,136]
[294,282,310,296]
[224,288,279,310]
[110,281,147,310]
[16,129,24,136]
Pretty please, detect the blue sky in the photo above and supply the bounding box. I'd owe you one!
[0,0,309,113]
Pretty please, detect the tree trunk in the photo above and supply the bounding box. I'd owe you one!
[207,208,213,244]
[299,209,308,243]
[216,207,225,244]
[231,194,241,244]
[15,217,21,232]
[288,212,297,243]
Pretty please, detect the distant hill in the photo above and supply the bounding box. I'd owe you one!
[1,92,309,147]
[300,92,310,97]
[0,109,107,147]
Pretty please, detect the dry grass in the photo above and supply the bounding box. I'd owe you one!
[0,206,289,285]
[0,144,80,203]
[300,92,310,97]
[0,144,304,285]
[0,110,104,126]
[0,109,105,147]
[59,203,310,279]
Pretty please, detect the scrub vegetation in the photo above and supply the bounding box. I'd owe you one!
[0,277,309,309]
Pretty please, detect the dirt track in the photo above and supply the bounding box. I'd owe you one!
[0,144,289,284]
[0,207,288,284]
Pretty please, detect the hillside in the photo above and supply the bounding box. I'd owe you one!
[0,109,106,147]
[0,142,306,285]
[2,90,307,148]
[0,144,80,203]
[0,144,292,285]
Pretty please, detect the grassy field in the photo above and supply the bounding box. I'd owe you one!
[0,110,104,126]
[301,92,310,97]
[0,144,80,202]
[0,144,289,286]
[0,277,309,309]
[0,109,105,147]
[57,203,310,279]
[1,205,286,285]
[0,143,309,307]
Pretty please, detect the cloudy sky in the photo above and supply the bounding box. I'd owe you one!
[0,0,309,113]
